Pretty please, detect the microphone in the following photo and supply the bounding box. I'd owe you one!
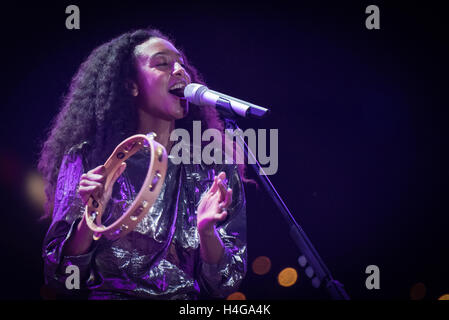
[183,83,270,119]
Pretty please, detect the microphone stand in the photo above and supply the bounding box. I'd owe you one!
[223,117,350,300]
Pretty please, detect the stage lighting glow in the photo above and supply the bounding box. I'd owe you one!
[226,292,246,300]
[438,294,449,300]
[278,267,298,287]
[410,282,426,300]
[24,170,46,213]
[252,256,272,275]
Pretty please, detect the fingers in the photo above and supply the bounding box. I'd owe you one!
[78,165,108,206]
[217,179,228,202]
[208,176,219,195]
[214,209,228,222]
[79,178,103,188]
[215,187,232,220]
[198,171,232,226]
[209,171,228,202]
[101,162,126,202]
[221,188,233,209]
[79,184,100,206]
[217,171,226,181]
[79,180,102,205]
[80,165,106,184]
[91,165,106,175]
[78,163,127,207]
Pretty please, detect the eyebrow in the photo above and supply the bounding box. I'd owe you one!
[150,50,183,61]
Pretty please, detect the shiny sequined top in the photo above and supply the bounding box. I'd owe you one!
[42,142,247,299]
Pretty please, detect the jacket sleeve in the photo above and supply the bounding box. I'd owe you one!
[198,164,247,298]
[42,150,96,293]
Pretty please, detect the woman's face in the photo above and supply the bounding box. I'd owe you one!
[133,37,191,121]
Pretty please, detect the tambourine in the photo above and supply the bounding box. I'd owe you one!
[84,133,167,241]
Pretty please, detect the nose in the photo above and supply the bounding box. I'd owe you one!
[173,62,190,81]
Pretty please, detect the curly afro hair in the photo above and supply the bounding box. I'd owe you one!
[38,28,228,218]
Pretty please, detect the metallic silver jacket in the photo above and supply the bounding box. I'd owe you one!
[42,142,247,299]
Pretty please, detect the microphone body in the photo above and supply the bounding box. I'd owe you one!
[184,83,270,119]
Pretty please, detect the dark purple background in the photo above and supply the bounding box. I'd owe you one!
[0,1,447,300]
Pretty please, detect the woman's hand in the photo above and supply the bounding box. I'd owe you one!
[197,171,232,236]
[78,163,127,207]
[64,163,126,256]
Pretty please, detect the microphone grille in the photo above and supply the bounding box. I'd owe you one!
[184,83,208,105]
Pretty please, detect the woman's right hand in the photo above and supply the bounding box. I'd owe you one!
[64,163,125,255]
[78,163,127,207]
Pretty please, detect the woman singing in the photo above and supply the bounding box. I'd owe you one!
[38,28,247,300]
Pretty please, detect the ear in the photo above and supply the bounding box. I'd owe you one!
[125,79,139,97]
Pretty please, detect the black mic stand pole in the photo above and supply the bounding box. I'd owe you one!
[223,117,350,300]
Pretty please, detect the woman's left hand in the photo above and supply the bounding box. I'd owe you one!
[197,171,232,236]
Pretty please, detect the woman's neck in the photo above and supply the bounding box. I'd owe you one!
[136,109,175,151]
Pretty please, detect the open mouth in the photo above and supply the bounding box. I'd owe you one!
[168,88,185,98]
[168,83,188,114]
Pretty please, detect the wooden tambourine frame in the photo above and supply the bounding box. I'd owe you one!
[84,133,167,241]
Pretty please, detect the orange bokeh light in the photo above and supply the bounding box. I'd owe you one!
[24,171,46,213]
[438,294,449,300]
[226,292,246,300]
[278,267,298,287]
[252,256,272,275]
[410,282,426,300]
